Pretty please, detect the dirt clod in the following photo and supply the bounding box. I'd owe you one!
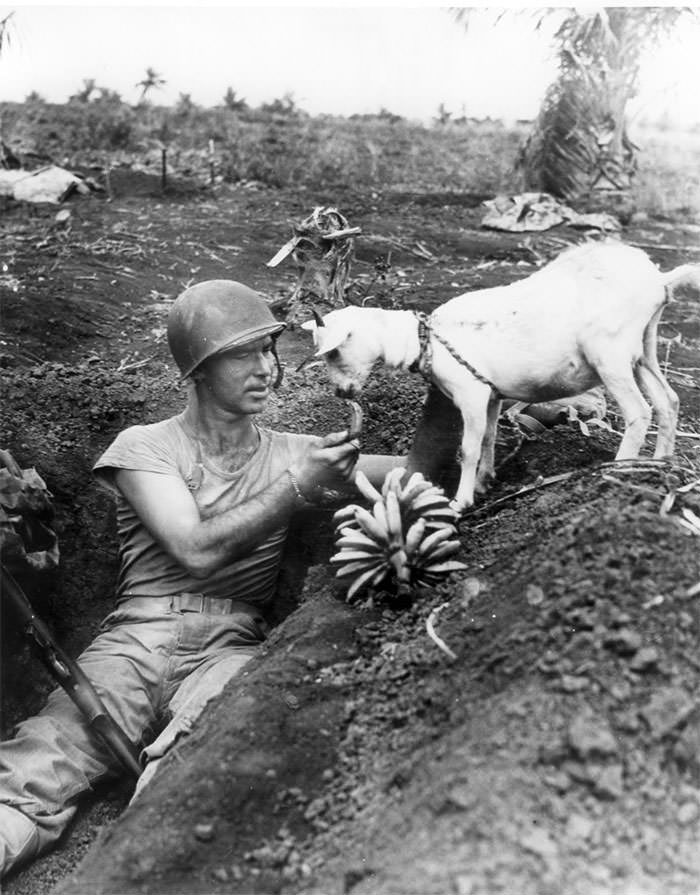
[568,710,619,759]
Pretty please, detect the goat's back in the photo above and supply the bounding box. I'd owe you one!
[430,242,667,401]
[437,242,664,328]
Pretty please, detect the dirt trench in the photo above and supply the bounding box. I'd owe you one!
[1,183,700,895]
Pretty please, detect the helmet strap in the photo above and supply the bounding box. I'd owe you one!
[271,342,284,389]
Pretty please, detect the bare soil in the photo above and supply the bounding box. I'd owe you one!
[1,178,699,895]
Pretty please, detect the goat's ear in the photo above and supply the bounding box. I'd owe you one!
[314,328,349,357]
[300,320,315,333]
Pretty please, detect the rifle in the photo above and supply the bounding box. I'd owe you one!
[1,564,142,780]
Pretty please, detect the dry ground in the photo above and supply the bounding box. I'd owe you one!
[1,175,699,895]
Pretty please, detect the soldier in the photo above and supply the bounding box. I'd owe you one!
[0,279,401,876]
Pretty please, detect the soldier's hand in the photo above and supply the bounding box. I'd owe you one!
[296,430,360,494]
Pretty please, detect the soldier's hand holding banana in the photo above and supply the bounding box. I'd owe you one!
[291,400,364,500]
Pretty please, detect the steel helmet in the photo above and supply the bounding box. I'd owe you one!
[167,280,286,382]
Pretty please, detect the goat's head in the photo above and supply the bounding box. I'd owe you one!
[300,307,383,398]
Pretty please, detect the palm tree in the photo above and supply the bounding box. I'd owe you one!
[223,86,247,112]
[453,7,693,200]
[135,67,166,104]
[0,11,14,56]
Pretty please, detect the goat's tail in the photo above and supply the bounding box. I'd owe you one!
[661,263,700,299]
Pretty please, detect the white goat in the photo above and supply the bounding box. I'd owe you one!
[301,241,699,512]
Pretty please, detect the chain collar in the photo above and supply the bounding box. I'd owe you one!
[409,311,500,397]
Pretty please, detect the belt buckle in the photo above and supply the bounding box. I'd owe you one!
[174,593,206,613]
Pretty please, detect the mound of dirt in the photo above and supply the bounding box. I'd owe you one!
[1,184,699,895]
[55,447,700,895]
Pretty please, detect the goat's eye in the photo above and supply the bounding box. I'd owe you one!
[325,349,340,361]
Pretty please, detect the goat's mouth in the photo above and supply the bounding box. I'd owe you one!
[335,385,357,399]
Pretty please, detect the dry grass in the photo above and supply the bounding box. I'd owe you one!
[630,126,700,219]
[1,98,699,218]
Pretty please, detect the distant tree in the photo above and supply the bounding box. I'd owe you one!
[97,87,123,104]
[223,86,247,112]
[174,92,196,117]
[260,92,298,116]
[135,67,166,104]
[377,107,403,124]
[434,103,452,126]
[25,90,46,104]
[0,11,14,57]
[70,78,97,103]
[453,7,693,199]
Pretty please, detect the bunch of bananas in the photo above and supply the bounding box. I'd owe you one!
[330,468,466,601]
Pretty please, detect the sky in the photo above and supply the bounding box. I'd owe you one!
[1,3,699,127]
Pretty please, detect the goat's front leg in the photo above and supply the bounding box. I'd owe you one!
[451,386,492,514]
[475,394,502,494]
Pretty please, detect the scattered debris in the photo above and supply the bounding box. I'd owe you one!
[267,206,360,324]
[482,192,621,233]
[0,165,93,204]
[193,822,216,842]
[426,602,457,661]
[628,647,660,673]
[604,628,642,656]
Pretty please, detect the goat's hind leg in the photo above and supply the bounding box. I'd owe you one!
[595,357,652,460]
[636,309,679,458]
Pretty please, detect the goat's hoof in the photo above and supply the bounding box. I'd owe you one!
[449,499,470,517]
[474,476,495,496]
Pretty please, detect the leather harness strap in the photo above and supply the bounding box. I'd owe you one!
[409,311,501,397]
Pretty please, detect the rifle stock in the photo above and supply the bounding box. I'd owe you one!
[1,564,142,779]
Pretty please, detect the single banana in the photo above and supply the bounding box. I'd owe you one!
[336,534,386,553]
[382,466,406,498]
[420,559,468,575]
[389,547,410,587]
[346,400,364,441]
[368,564,390,587]
[399,470,426,497]
[373,500,390,537]
[399,480,442,508]
[384,490,404,546]
[337,527,386,551]
[404,517,427,557]
[332,504,363,525]
[346,563,389,600]
[418,540,461,564]
[354,469,382,504]
[416,526,454,557]
[423,520,457,532]
[330,549,382,564]
[410,492,453,514]
[355,507,390,544]
[420,507,460,524]
[335,557,386,579]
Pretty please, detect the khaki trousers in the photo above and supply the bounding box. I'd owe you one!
[0,600,266,877]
